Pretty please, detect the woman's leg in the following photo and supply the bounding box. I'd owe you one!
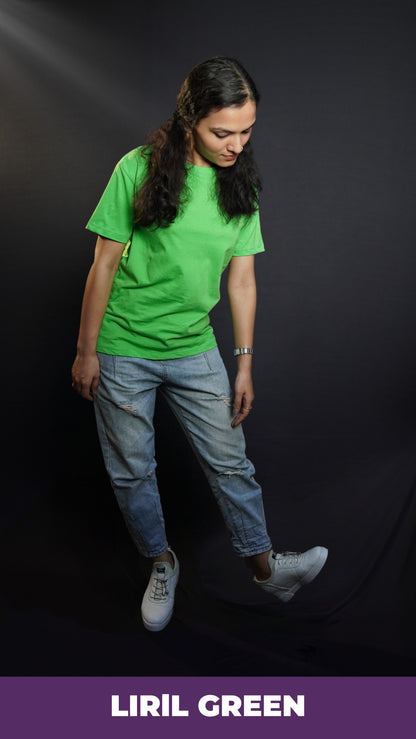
[160,348,273,557]
[161,349,328,602]
[95,353,181,631]
[94,353,169,558]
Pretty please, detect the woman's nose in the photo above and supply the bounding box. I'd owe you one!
[227,136,242,153]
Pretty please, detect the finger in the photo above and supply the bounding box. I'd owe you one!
[83,377,97,401]
[231,405,252,427]
[71,378,81,394]
[73,377,94,402]
[233,391,243,416]
[91,374,100,397]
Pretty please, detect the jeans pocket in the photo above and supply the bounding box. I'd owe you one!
[202,347,221,374]
[97,352,116,380]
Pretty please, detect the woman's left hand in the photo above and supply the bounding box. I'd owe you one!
[231,368,254,427]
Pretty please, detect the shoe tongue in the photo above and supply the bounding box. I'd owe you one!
[156,565,166,574]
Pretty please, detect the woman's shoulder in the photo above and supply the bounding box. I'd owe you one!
[114,146,149,184]
[118,145,148,163]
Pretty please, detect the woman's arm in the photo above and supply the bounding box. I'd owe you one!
[71,236,126,401]
[227,254,257,427]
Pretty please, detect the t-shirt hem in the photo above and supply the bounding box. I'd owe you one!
[96,336,218,360]
[86,223,129,243]
[232,244,265,257]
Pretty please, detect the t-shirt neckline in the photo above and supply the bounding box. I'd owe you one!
[185,161,216,176]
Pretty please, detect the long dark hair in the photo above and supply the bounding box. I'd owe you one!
[134,56,261,227]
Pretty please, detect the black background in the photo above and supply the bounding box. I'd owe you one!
[1,0,416,675]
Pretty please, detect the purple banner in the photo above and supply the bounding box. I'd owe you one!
[1,676,415,738]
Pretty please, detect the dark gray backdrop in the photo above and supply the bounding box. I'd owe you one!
[1,0,416,675]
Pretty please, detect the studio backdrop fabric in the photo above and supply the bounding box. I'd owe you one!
[1,0,415,675]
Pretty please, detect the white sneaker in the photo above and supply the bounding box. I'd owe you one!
[254,547,328,602]
[141,549,179,631]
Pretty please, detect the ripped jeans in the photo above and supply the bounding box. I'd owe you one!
[94,347,272,558]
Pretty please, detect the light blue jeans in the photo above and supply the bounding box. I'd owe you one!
[94,347,272,558]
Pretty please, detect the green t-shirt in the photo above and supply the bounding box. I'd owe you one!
[86,147,265,359]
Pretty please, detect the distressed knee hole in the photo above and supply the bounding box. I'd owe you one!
[219,394,232,407]
[119,401,137,415]
[136,468,156,483]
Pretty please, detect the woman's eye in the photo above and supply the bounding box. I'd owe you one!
[213,129,251,139]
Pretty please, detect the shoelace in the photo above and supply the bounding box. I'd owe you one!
[150,574,169,601]
[274,551,301,567]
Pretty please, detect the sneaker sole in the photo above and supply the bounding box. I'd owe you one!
[142,610,175,632]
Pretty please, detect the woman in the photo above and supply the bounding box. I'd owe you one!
[72,56,328,632]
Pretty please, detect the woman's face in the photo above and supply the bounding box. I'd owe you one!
[189,99,256,168]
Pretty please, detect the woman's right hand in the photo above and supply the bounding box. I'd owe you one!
[71,353,100,401]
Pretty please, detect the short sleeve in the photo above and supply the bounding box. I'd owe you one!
[86,149,145,243]
[232,208,265,257]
